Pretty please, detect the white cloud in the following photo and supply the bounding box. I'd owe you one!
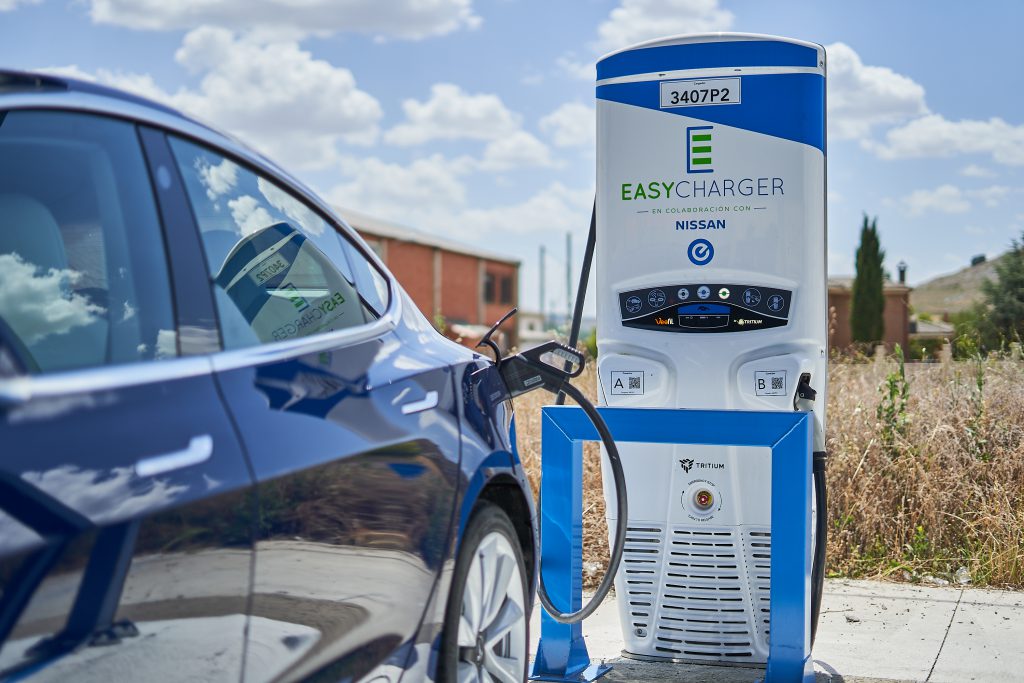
[540,102,596,148]
[23,465,187,523]
[0,254,105,343]
[967,185,1013,207]
[457,182,593,236]
[595,0,733,53]
[384,83,521,146]
[868,113,1024,166]
[155,329,178,359]
[228,195,275,236]
[380,83,556,171]
[900,184,970,216]
[86,0,481,40]
[328,154,589,239]
[0,0,39,10]
[556,55,594,81]
[477,131,555,171]
[826,42,928,141]
[257,177,328,236]
[197,156,239,200]
[961,164,996,178]
[173,28,382,168]
[45,28,382,172]
[42,64,170,102]
[328,154,468,226]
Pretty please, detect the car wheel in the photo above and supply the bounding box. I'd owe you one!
[438,502,529,683]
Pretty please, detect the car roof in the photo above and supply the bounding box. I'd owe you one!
[0,69,299,186]
[1,69,210,127]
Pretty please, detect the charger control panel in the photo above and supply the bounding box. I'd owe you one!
[618,284,792,333]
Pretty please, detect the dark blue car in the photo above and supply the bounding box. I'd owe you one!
[0,71,536,683]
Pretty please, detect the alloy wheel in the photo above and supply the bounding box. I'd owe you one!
[455,530,527,683]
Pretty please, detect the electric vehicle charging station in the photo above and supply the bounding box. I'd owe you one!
[593,33,827,666]
[508,31,827,683]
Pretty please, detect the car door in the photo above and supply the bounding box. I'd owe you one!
[0,109,253,680]
[165,135,462,683]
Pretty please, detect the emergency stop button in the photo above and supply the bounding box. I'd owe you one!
[682,481,722,519]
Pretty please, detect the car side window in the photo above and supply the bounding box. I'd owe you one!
[0,110,179,374]
[336,233,390,317]
[168,137,377,350]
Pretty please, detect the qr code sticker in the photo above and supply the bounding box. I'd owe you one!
[611,370,644,396]
[755,370,786,397]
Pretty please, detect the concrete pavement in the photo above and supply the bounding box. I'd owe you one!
[530,579,1024,682]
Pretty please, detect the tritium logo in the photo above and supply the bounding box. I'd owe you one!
[687,125,713,174]
[680,459,725,472]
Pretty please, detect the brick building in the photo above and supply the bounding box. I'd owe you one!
[828,277,911,351]
[338,207,520,348]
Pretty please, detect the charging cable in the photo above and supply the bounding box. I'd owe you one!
[478,315,627,624]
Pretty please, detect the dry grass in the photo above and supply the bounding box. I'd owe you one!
[513,356,1024,588]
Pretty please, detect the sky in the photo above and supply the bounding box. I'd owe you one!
[2,0,1023,318]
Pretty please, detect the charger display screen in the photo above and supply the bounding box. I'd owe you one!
[618,284,791,333]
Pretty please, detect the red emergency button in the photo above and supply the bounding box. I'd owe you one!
[694,489,714,510]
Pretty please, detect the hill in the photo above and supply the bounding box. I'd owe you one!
[910,254,1005,315]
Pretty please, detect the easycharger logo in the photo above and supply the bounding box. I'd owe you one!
[618,123,785,201]
[620,177,784,201]
[687,126,713,173]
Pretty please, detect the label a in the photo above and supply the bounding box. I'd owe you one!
[610,370,644,395]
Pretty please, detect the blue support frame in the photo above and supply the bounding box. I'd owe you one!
[527,406,814,683]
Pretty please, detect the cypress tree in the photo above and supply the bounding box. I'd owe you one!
[851,215,885,344]
[980,231,1024,348]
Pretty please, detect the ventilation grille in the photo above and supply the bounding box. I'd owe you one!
[619,523,773,662]
[620,526,664,639]
[743,528,772,646]
[652,527,752,660]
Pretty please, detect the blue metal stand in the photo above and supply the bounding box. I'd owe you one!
[526,406,814,683]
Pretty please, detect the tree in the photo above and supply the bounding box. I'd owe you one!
[851,215,885,344]
[979,231,1024,348]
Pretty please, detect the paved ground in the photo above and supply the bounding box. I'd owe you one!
[529,579,1024,682]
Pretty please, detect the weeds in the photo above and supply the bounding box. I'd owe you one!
[514,353,1024,588]
[876,343,910,455]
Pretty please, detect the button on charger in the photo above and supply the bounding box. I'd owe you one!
[694,489,714,510]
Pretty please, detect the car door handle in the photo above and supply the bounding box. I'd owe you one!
[135,435,214,477]
[401,390,438,415]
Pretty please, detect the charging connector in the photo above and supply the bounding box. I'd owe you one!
[793,371,828,645]
[476,309,628,625]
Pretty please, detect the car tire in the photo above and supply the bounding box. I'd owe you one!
[437,502,529,683]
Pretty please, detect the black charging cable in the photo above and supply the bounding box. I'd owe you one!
[537,380,627,623]
[477,320,628,624]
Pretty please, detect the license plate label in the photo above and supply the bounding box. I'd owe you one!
[660,78,741,108]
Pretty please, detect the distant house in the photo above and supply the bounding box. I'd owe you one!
[338,207,520,348]
[909,317,956,344]
[828,277,911,351]
[517,311,551,349]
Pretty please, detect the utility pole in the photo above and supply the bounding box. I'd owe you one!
[539,244,546,327]
[566,231,573,328]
